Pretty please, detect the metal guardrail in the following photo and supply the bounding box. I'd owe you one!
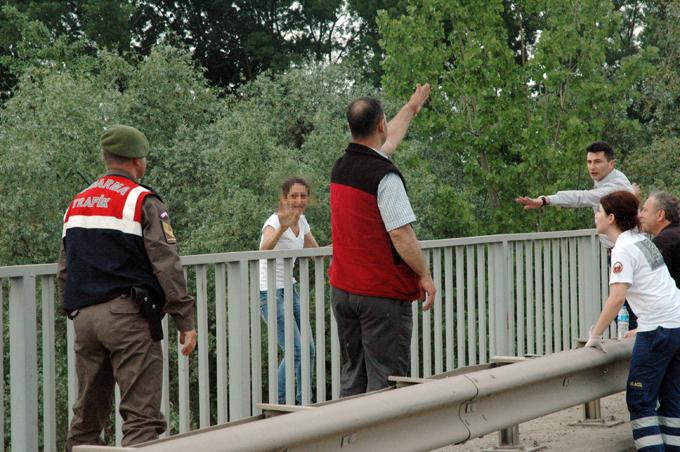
[74,339,633,451]
[0,228,612,451]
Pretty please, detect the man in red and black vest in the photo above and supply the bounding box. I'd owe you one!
[58,125,197,450]
[329,84,437,396]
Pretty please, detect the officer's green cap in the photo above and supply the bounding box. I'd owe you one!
[100,125,149,158]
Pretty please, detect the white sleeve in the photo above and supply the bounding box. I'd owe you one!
[547,174,633,209]
[547,186,614,209]
[262,213,280,232]
[609,247,635,285]
[377,173,416,231]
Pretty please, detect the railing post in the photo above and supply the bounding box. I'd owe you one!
[41,275,57,452]
[314,257,326,403]
[228,260,251,419]
[568,398,624,428]
[196,264,211,427]
[160,316,170,437]
[283,258,295,405]
[586,234,601,331]
[249,261,262,413]
[178,268,191,433]
[215,262,228,423]
[9,276,38,452]
[482,424,545,452]
[493,242,511,356]
[67,318,77,425]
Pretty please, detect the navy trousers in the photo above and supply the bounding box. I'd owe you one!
[628,327,680,451]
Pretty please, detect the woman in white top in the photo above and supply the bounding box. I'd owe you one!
[587,190,680,452]
[259,177,318,405]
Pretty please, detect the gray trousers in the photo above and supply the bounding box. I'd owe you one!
[331,286,413,397]
[65,295,165,451]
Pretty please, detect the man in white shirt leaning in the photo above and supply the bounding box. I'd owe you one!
[515,141,634,218]
[515,140,637,327]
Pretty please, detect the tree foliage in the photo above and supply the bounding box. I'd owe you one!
[0,45,222,265]
[2,0,680,261]
[378,0,657,234]
[0,0,378,95]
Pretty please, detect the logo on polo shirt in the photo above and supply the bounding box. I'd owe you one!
[613,262,623,274]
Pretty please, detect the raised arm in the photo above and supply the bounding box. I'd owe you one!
[382,83,430,156]
[259,202,298,250]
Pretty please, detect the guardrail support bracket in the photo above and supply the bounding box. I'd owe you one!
[481,424,545,451]
[568,399,624,428]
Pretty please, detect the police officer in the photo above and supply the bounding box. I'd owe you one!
[58,125,197,450]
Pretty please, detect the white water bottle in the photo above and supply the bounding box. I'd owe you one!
[617,305,629,339]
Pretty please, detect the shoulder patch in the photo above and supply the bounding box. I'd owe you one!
[162,221,176,244]
[612,262,623,274]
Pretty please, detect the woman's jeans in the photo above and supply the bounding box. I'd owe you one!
[260,285,315,404]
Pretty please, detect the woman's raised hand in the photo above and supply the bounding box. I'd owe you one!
[278,199,299,230]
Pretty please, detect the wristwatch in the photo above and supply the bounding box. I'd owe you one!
[540,196,548,206]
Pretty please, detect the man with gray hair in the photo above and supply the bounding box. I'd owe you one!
[639,191,680,286]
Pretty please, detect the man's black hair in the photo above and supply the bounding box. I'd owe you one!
[346,97,384,139]
[586,141,615,161]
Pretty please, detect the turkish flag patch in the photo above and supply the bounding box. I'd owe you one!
[613,262,623,274]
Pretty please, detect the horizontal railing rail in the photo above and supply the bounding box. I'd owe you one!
[0,228,611,451]
[73,339,633,451]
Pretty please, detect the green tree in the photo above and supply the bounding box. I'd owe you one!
[378,0,648,235]
[345,0,408,85]
[132,0,357,88]
[624,1,680,196]
[0,1,360,98]
[0,45,222,266]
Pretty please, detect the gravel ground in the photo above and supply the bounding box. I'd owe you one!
[435,392,634,452]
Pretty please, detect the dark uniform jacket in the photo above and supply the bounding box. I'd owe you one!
[58,170,194,331]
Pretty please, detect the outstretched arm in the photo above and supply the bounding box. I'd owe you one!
[382,83,430,156]
[516,184,618,211]
[515,196,547,210]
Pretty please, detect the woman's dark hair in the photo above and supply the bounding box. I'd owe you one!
[281,177,310,196]
[600,191,640,232]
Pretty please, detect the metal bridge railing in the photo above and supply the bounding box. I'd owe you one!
[0,228,610,451]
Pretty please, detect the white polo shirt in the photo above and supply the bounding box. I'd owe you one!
[609,230,680,332]
[258,213,310,290]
